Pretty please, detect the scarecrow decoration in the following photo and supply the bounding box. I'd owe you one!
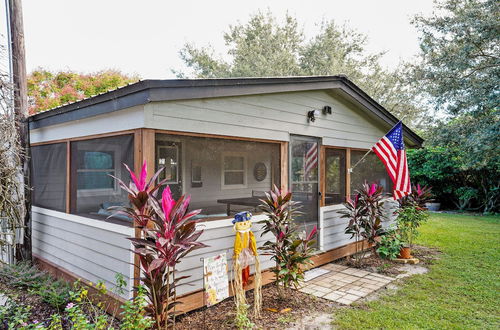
[232,211,262,317]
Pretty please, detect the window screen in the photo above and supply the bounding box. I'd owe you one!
[155,134,280,219]
[350,151,392,196]
[71,135,134,217]
[324,148,346,205]
[31,143,67,212]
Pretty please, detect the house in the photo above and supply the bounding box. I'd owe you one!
[28,76,423,311]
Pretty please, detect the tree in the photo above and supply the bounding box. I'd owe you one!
[409,0,500,213]
[27,69,139,114]
[412,0,499,116]
[176,11,429,129]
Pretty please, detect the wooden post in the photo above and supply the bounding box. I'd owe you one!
[8,0,31,261]
[280,142,288,191]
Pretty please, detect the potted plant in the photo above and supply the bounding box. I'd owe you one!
[395,205,428,258]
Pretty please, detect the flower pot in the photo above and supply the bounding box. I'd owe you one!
[425,202,441,211]
[398,247,412,259]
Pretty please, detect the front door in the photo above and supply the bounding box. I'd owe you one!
[290,135,319,237]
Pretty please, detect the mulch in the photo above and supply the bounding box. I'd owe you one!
[336,245,441,276]
[175,283,336,329]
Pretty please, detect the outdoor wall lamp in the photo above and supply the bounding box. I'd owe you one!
[307,105,332,123]
[307,109,320,122]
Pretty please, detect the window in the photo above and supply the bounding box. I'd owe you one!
[222,153,246,187]
[324,148,346,205]
[31,143,67,212]
[155,133,280,219]
[77,150,116,192]
[71,135,134,216]
[350,150,392,196]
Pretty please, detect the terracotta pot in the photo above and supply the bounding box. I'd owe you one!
[399,247,412,259]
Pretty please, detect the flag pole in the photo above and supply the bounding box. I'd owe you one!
[348,118,406,173]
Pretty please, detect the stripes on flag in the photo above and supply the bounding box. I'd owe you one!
[371,122,411,200]
[304,142,318,177]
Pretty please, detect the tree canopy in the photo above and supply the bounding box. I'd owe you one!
[176,11,429,129]
[412,0,499,116]
[27,69,139,114]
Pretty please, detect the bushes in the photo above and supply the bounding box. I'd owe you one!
[407,146,499,213]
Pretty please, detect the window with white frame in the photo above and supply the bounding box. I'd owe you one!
[222,153,247,187]
[76,150,117,193]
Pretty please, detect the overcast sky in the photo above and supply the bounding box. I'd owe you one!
[0,0,436,79]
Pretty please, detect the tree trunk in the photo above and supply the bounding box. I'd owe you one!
[8,0,31,261]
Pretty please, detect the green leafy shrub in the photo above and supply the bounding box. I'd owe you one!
[0,298,32,329]
[0,261,46,288]
[31,278,72,310]
[376,228,403,260]
[259,185,317,294]
[120,286,154,330]
[396,205,429,248]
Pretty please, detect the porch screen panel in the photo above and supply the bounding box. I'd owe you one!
[71,135,134,218]
[31,143,67,211]
[155,134,280,219]
[350,151,392,196]
[324,148,346,205]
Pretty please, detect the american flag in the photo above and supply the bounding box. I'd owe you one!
[371,122,411,200]
[304,142,318,178]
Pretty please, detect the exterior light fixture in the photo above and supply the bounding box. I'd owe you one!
[323,106,332,115]
[307,109,320,122]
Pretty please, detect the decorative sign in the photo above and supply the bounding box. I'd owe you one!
[203,253,229,306]
[253,162,267,182]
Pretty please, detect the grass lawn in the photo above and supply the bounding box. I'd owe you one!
[332,213,500,329]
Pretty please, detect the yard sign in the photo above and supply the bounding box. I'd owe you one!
[203,253,229,306]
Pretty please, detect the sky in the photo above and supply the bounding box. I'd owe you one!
[0,0,436,79]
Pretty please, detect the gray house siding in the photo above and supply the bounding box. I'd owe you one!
[32,207,134,299]
[146,90,388,149]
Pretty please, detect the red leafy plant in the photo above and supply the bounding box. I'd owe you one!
[111,161,207,328]
[340,183,386,264]
[399,183,433,209]
[259,185,317,297]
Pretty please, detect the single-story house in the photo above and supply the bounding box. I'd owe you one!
[28,75,423,311]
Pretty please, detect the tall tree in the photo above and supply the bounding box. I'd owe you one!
[27,69,139,114]
[410,0,500,213]
[412,0,499,116]
[176,11,429,129]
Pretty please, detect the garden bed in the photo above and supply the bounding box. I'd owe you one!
[336,245,440,276]
[176,283,336,329]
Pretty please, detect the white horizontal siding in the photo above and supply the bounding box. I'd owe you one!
[30,105,145,144]
[319,198,398,252]
[32,207,134,299]
[146,90,387,148]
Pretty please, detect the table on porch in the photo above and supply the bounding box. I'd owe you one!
[216,196,262,216]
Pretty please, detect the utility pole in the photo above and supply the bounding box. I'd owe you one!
[6,0,32,261]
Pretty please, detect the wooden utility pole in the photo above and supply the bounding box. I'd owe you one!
[7,0,32,261]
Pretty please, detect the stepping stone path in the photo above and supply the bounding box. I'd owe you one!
[299,263,395,305]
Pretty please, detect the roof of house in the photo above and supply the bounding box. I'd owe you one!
[28,75,423,146]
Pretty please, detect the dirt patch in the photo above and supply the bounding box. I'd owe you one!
[176,284,336,329]
[335,245,441,277]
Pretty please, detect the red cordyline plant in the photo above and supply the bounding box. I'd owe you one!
[340,183,385,262]
[111,161,207,329]
[340,193,368,266]
[259,185,317,297]
[399,183,433,209]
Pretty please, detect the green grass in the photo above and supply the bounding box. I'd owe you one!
[332,213,500,329]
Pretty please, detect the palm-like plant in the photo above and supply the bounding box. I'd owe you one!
[112,162,207,328]
[259,185,317,297]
